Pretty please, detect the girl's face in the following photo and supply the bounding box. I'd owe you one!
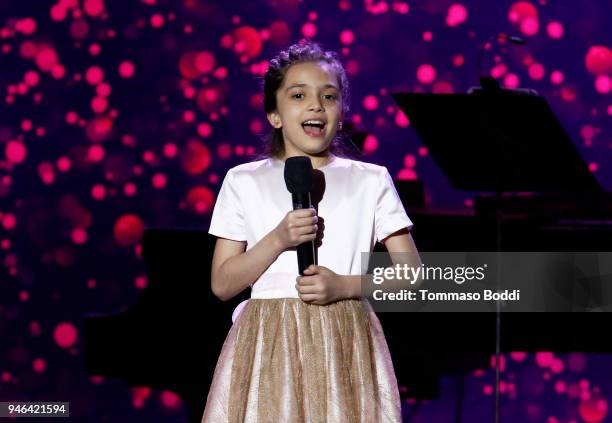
[267,61,343,159]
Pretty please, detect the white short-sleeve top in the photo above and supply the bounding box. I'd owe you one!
[208,155,414,299]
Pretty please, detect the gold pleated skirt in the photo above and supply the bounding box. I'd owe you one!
[201,298,402,423]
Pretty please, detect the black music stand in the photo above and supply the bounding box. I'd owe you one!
[391,85,605,419]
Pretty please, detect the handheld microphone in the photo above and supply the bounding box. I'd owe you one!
[283,156,316,276]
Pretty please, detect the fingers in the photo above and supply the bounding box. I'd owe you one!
[290,207,317,218]
[298,294,321,304]
[295,283,318,295]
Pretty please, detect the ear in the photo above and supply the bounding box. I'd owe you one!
[266,111,282,129]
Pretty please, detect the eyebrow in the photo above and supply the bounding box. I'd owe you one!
[284,83,339,92]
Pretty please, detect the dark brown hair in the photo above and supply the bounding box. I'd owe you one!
[253,39,359,161]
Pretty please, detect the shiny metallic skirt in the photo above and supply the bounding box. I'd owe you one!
[201,298,401,423]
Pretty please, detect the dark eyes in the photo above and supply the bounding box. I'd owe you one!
[292,93,337,100]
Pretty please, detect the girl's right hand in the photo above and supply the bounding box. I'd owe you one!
[273,207,318,250]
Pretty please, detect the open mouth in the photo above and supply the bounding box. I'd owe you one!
[301,120,326,137]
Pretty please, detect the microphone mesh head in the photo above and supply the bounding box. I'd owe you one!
[284,156,313,194]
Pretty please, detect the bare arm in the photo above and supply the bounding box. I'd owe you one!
[211,207,319,301]
[341,228,422,299]
[211,232,285,301]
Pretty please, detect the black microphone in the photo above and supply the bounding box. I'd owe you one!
[283,156,316,276]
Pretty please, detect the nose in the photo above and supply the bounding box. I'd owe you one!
[308,99,324,112]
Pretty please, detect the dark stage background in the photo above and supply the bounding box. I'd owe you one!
[0,0,610,422]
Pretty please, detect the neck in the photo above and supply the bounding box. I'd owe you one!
[279,153,335,169]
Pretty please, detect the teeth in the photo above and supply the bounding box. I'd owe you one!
[303,120,325,125]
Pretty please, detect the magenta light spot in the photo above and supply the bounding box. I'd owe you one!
[186,186,214,214]
[403,154,416,168]
[561,85,577,102]
[339,29,355,45]
[422,31,433,42]
[520,16,539,36]
[180,139,211,174]
[32,358,46,373]
[86,117,113,142]
[510,351,527,361]
[217,143,232,159]
[588,162,599,172]
[595,75,611,94]
[19,290,30,301]
[57,156,71,172]
[194,51,215,74]
[579,397,608,423]
[71,228,88,244]
[585,46,612,75]
[5,140,27,164]
[249,119,264,134]
[16,18,37,35]
[417,64,436,84]
[135,275,148,290]
[363,134,378,154]
[113,214,145,246]
[535,351,555,367]
[301,22,317,38]
[91,184,106,200]
[89,43,101,55]
[163,143,178,158]
[83,0,105,17]
[85,66,104,85]
[554,380,567,394]
[508,1,538,24]
[197,122,212,137]
[196,86,223,112]
[453,54,464,67]
[233,26,263,59]
[91,96,108,114]
[88,145,105,162]
[21,119,33,132]
[24,70,40,86]
[2,213,16,230]
[433,81,454,93]
[395,110,409,127]
[35,47,59,72]
[124,182,137,196]
[503,73,520,88]
[483,384,493,395]
[550,70,564,84]
[96,82,111,97]
[51,64,65,79]
[50,5,68,22]
[150,13,165,28]
[546,21,564,39]
[160,390,182,409]
[363,95,378,110]
[446,3,468,27]
[392,1,409,14]
[551,358,564,373]
[528,62,545,80]
[38,162,55,184]
[118,60,135,78]
[54,322,78,349]
[490,354,507,371]
[398,168,417,180]
[183,110,195,123]
[152,173,167,189]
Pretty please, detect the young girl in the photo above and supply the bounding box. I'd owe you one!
[202,40,419,423]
